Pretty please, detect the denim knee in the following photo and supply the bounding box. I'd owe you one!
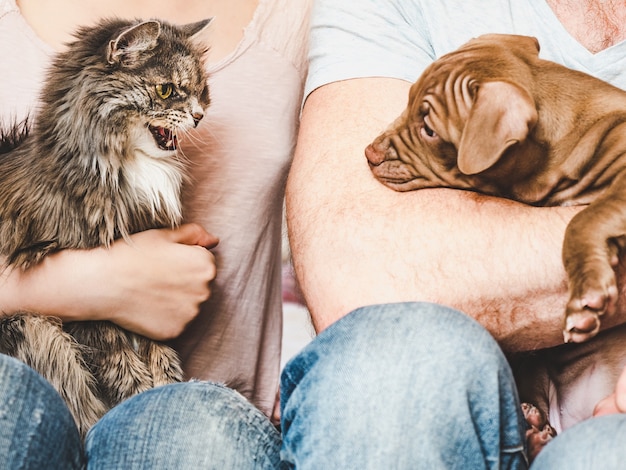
[280,302,527,469]
[0,354,83,469]
[532,414,626,469]
[86,381,280,469]
[282,301,516,412]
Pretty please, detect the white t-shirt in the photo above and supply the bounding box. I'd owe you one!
[306,0,626,99]
[305,0,626,431]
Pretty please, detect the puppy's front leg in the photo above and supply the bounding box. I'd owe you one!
[562,170,626,343]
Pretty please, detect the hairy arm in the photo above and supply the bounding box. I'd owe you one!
[286,78,626,352]
[0,223,217,341]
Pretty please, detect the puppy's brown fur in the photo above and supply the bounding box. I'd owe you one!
[365,33,626,458]
[367,34,626,343]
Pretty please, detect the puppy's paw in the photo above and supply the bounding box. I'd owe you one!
[526,423,556,462]
[521,403,556,462]
[563,310,600,343]
[564,276,618,343]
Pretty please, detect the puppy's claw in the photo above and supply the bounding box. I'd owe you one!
[564,281,617,343]
[521,402,556,462]
[563,311,601,343]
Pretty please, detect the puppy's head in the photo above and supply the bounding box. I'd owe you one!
[365,34,540,192]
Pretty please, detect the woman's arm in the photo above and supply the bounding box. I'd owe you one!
[0,223,217,341]
[286,77,626,352]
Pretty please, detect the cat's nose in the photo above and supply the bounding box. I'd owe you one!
[192,111,204,128]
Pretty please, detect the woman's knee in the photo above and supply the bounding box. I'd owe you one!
[0,354,83,469]
[86,381,281,469]
[532,414,626,469]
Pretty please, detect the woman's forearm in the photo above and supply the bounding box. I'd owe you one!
[0,224,217,340]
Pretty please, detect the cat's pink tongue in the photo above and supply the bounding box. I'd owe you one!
[149,125,177,150]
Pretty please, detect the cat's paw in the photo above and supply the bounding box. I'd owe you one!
[521,402,556,462]
[142,341,183,387]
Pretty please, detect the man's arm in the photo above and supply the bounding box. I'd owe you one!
[286,77,626,352]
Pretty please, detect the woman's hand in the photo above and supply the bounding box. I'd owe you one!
[593,364,626,416]
[1,223,218,340]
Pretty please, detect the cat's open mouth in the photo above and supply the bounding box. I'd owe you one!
[149,125,178,151]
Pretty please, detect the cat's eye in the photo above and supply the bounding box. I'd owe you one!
[155,83,174,99]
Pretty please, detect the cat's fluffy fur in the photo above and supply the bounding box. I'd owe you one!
[0,17,211,437]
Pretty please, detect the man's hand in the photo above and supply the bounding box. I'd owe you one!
[594,364,626,416]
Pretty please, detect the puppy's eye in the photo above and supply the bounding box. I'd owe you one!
[421,116,437,139]
[155,83,174,99]
[423,122,435,137]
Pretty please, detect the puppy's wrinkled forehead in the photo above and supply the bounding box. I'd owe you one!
[408,34,540,112]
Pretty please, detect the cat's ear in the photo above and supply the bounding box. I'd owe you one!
[180,18,214,40]
[107,20,161,65]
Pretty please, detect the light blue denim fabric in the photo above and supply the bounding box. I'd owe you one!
[0,354,84,469]
[531,414,626,469]
[0,353,280,469]
[280,302,528,469]
[7,302,623,469]
[85,382,281,469]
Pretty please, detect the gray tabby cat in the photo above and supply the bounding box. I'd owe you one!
[0,17,211,437]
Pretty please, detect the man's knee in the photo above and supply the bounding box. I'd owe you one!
[282,302,507,397]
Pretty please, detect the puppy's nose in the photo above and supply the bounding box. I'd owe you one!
[365,137,394,166]
[192,111,204,128]
[365,144,383,166]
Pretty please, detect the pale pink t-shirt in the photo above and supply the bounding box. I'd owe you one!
[0,0,311,416]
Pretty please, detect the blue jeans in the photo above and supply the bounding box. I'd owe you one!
[0,351,280,469]
[2,302,625,469]
[531,414,626,469]
[280,302,526,469]
[0,354,83,469]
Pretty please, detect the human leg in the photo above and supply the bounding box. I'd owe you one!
[531,414,626,469]
[85,381,281,470]
[280,302,528,469]
[0,353,84,469]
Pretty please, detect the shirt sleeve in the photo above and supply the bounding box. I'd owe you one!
[304,0,433,99]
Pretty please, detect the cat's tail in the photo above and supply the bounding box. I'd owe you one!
[0,117,30,154]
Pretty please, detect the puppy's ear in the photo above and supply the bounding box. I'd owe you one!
[458,81,537,175]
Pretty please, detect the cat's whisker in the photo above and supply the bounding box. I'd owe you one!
[175,129,200,165]
[180,128,206,149]
[175,148,193,168]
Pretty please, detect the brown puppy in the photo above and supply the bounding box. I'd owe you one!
[365,33,626,459]
[366,33,626,344]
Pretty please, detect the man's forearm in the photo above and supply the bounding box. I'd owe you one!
[286,78,615,352]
